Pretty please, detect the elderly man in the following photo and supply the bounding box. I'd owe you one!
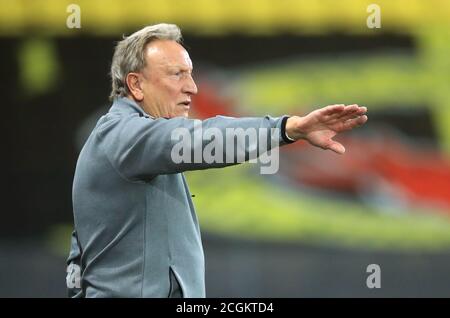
[67,23,367,298]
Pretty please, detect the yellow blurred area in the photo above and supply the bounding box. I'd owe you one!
[0,0,449,35]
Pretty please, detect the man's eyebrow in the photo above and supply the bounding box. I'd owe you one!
[168,65,193,72]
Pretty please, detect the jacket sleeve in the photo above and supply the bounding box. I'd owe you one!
[95,113,293,181]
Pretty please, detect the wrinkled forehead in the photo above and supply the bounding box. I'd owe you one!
[145,40,193,69]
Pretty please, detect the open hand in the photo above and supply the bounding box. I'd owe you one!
[285,104,368,154]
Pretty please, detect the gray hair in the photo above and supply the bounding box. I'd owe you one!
[109,23,182,101]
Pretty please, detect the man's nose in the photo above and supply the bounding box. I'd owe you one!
[183,76,198,95]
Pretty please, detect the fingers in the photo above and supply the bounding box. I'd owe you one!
[337,104,361,117]
[339,106,367,122]
[342,115,368,130]
[315,103,367,154]
[321,104,366,121]
[321,104,345,116]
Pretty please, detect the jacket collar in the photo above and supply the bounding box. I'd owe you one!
[109,97,153,118]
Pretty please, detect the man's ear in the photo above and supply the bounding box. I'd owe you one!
[126,72,144,101]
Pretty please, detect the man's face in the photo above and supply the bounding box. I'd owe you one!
[135,40,198,118]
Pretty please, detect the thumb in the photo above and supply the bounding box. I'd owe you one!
[328,141,346,154]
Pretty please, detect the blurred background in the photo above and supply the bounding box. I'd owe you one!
[1,0,450,297]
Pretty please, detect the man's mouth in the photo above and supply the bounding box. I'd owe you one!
[179,101,191,108]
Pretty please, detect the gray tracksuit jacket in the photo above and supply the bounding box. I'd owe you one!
[67,97,292,297]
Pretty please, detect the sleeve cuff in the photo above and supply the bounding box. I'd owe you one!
[281,116,296,144]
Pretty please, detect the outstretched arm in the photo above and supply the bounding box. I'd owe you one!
[285,104,368,154]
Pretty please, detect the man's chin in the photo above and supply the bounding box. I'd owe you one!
[170,113,189,119]
[179,111,189,118]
